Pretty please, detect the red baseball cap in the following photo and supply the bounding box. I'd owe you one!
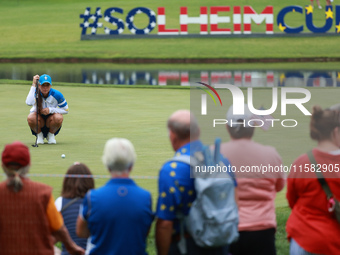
[2,141,30,167]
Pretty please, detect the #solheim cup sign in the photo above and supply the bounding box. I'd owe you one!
[80,5,340,39]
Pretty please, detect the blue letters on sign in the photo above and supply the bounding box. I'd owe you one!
[335,6,340,33]
[80,7,103,35]
[125,7,156,34]
[306,6,333,33]
[277,6,304,33]
[80,5,340,36]
[104,8,125,34]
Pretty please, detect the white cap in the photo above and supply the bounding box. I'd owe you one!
[226,104,254,127]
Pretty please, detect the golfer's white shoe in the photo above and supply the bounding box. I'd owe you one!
[37,132,44,144]
[47,132,56,144]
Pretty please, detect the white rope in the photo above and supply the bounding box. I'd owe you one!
[1,173,158,179]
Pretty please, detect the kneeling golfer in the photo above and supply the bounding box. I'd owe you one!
[26,74,69,144]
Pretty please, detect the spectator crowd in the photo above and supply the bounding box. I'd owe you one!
[1,105,340,255]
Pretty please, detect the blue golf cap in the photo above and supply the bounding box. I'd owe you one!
[39,74,52,86]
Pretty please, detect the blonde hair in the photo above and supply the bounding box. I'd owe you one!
[102,138,136,173]
[3,165,29,192]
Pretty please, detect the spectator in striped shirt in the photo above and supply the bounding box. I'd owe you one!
[55,163,95,255]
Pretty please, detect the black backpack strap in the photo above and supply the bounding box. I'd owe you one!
[307,150,333,199]
[60,197,81,213]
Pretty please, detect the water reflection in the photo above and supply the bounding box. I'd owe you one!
[81,70,339,87]
[0,64,339,87]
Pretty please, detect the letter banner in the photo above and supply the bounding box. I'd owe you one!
[80,5,340,39]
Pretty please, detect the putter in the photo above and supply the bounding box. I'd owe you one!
[32,79,40,147]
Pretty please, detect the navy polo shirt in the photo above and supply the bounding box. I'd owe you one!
[82,178,154,255]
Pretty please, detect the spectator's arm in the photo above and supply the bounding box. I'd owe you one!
[286,177,298,209]
[46,195,64,232]
[76,215,90,238]
[275,176,286,192]
[50,91,69,114]
[46,195,84,254]
[26,86,37,106]
[147,195,154,235]
[53,225,85,255]
[156,218,173,255]
[286,160,300,209]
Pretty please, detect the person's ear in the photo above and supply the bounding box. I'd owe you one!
[127,165,133,173]
[169,129,179,150]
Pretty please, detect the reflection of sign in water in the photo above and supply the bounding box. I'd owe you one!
[80,5,340,38]
[81,70,340,87]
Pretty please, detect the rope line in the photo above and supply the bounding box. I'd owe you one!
[1,173,158,179]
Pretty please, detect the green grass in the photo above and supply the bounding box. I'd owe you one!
[0,0,337,253]
[0,0,340,59]
[0,62,340,77]
[276,206,291,255]
[1,82,339,254]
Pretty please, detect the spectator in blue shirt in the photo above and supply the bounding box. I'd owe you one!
[76,138,154,255]
[155,110,234,255]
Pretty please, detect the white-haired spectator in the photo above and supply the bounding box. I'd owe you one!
[76,138,154,255]
[102,138,136,174]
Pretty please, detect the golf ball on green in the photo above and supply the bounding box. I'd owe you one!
[61,154,66,158]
